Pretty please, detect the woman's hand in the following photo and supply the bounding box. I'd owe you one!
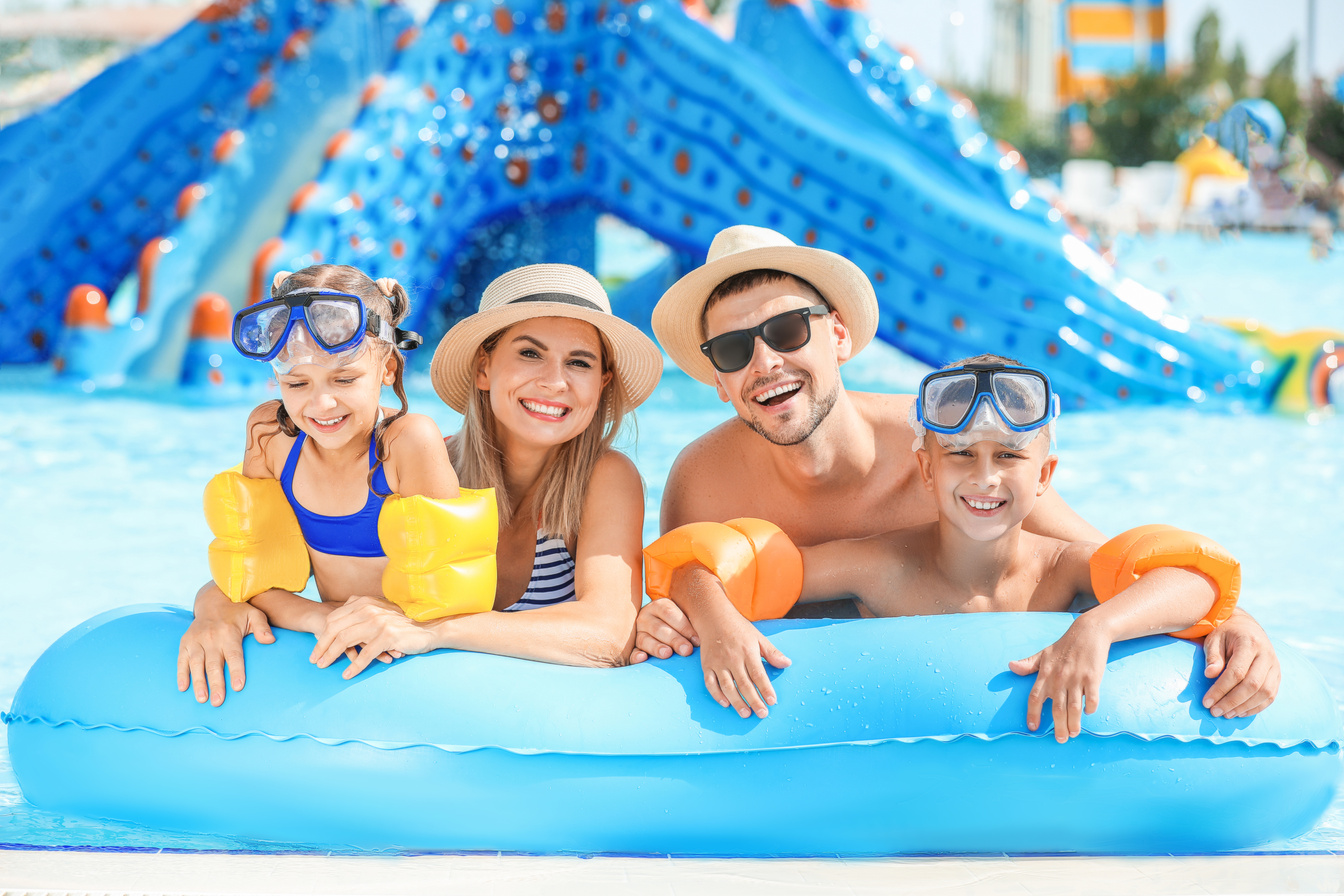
[1009,614,1113,743]
[311,595,432,679]
[177,582,276,707]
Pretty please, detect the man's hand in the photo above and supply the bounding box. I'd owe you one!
[177,584,275,707]
[1202,609,1280,718]
[1009,614,1111,743]
[697,607,791,719]
[630,598,700,663]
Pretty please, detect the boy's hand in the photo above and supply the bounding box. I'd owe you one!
[630,598,700,663]
[1009,615,1111,743]
[697,605,790,719]
[1201,610,1280,718]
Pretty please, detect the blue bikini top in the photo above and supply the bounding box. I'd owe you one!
[279,430,389,558]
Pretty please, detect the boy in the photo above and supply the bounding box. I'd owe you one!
[645,355,1237,742]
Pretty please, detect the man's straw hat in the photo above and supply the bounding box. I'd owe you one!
[431,264,662,413]
[652,225,878,385]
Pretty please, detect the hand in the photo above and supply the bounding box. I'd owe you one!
[1201,610,1280,718]
[177,586,275,707]
[311,595,434,679]
[1009,615,1111,743]
[629,598,700,663]
[697,608,791,719]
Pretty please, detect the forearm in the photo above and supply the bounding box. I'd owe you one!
[424,600,637,668]
[1085,567,1218,643]
[250,590,329,635]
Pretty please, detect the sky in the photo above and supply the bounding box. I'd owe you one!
[863,0,1344,90]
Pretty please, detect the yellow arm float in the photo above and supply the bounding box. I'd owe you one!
[379,488,498,621]
[1089,524,1241,640]
[204,466,310,603]
[644,518,803,622]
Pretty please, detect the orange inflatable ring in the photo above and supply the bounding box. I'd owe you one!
[1089,524,1240,640]
[644,518,803,621]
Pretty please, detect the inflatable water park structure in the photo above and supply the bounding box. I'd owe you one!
[1,0,1340,413]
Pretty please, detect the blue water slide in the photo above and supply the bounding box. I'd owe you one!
[7,0,1336,409]
[0,0,337,365]
[55,3,401,388]
[252,0,1289,409]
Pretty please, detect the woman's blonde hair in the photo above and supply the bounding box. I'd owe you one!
[448,324,627,544]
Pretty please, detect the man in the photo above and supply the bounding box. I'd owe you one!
[632,224,1280,721]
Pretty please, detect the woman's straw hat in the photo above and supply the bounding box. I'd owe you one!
[652,225,878,385]
[431,264,663,413]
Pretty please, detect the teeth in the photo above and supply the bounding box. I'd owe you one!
[314,416,345,426]
[754,382,801,403]
[966,498,1005,511]
[522,399,566,417]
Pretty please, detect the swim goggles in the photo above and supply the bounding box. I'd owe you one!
[911,362,1059,451]
[232,288,422,374]
[699,305,830,373]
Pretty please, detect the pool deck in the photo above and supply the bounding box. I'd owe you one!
[1,850,1341,895]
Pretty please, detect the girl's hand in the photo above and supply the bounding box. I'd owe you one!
[1009,615,1112,743]
[177,584,276,707]
[310,595,431,679]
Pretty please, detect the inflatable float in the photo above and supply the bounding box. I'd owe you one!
[4,605,1340,855]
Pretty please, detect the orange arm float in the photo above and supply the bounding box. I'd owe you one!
[1089,524,1240,640]
[643,518,803,621]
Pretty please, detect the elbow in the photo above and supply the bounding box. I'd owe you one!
[571,606,638,669]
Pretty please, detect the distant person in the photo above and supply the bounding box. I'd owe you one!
[645,355,1239,740]
[632,224,1280,722]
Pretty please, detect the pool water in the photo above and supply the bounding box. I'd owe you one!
[0,231,1341,854]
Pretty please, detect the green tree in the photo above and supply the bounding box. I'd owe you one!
[959,88,1068,176]
[1085,69,1192,165]
[1225,43,1248,100]
[1261,41,1304,131]
[1189,10,1224,89]
[1306,94,1344,176]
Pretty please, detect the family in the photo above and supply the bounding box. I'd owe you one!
[180,224,1280,740]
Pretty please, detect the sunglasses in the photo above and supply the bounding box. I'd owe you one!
[699,305,830,374]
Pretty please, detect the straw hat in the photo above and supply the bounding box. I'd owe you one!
[431,264,663,413]
[653,225,878,386]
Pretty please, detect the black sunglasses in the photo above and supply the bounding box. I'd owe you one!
[699,305,830,374]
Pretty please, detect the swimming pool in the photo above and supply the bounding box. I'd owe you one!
[0,231,1340,854]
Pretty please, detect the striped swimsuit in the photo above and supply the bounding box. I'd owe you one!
[500,532,578,612]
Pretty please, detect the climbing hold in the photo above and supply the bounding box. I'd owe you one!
[189,294,232,340]
[64,286,110,329]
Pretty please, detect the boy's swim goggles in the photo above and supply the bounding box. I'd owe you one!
[232,288,422,374]
[912,363,1059,451]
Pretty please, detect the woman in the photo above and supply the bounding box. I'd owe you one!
[181,264,662,700]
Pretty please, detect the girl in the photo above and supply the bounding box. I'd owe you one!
[307,263,662,674]
[178,264,459,704]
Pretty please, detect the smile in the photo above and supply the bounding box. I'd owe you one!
[962,497,1006,512]
[521,399,569,418]
[753,382,801,406]
[311,415,348,427]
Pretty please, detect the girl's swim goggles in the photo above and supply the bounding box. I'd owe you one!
[912,362,1059,451]
[232,288,421,374]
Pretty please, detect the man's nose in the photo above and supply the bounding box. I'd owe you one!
[747,335,786,374]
